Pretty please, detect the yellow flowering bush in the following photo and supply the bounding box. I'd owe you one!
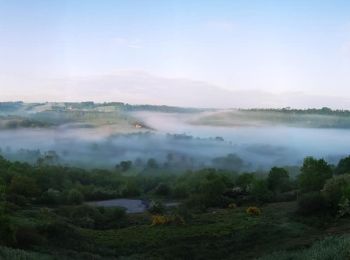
[151,215,169,226]
[151,215,185,226]
[246,206,261,216]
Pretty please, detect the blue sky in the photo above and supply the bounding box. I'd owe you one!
[1,0,350,107]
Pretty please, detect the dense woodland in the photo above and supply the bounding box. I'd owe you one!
[1,153,350,259]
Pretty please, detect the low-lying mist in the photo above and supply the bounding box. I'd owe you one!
[0,111,349,171]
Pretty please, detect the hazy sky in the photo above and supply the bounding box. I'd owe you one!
[1,0,350,108]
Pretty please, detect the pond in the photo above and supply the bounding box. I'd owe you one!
[87,199,147,213]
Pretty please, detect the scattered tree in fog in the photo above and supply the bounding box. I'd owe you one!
[299,157,332,192]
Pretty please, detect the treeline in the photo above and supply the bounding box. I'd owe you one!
[241,107,350,116]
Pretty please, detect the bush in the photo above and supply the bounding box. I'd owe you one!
[297,192,327,216]
[154,183,171,197]
[246,206,261,216]
[151,215,168,226]
[40,189,62,205]
[151,215,185,226]
[322,174,350,211]
[67,189,84,205]
[148,200,166,215]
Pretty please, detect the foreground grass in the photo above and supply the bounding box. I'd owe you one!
[259,235,350,260]
[0,246,52,260]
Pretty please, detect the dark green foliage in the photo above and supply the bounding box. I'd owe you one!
[267,167,290,193]
[122,181,141,197]
[322,174,350,211]
[8,176,39,197]
[251,179,273,203]
[148,200,166,215]
[67,189,84,205]
[40,189,62,205]
[2,152,350,259]
[335,156,350,175]
[236,173,256,191]
[297,192,327,215]
[15,226,45,248]
[55,205,126,229]
[299,157,332,192]
[117,160,132,172]
[0,215,16,246]
[154,183,171,197]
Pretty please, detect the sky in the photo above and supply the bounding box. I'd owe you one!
[1,0,350,108]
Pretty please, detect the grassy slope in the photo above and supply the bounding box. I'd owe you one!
[7,201,350,259]
[81,202,321,259]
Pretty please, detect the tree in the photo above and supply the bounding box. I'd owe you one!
[236,173,255,191]
[251,180,272,203]
[147,158,159,169]
[212,154,244,171]
[335,156,350,175]
[299,157,332,192]
[117,161,132,172]
[267,167,290,193]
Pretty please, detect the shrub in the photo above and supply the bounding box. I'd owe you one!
[151,215,169,226]
[338,198,350,218]
[322,174,350,211]
[154,183,171,197]
[151,215,185,226]
[148,200,166,215]
[40,189,61,205]
[246,206,261,216]
[67,189,84,205]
